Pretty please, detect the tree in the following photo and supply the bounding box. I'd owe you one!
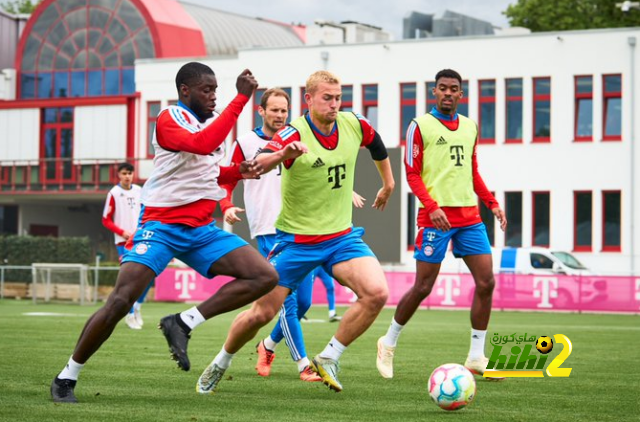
[504,0,640,31]
[0,0,40,14]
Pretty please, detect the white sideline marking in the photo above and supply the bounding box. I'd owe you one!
[23,312,84,317]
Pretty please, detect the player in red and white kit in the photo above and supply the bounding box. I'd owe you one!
[51,62,277,403]
[102,162,150,330]
[377,69,507,380]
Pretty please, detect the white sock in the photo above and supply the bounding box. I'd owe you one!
[58,356,84,381]
[263,336,278,351]
[133,302,141,311]
[468,329,487,359]
[328,309,336,318]
[383,318,404,347]
[212,347,235,369]
[319,336,347,361]
[179,306,206,330]
[296,357,310,372]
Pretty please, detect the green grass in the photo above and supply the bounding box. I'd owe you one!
[0,300,638,422]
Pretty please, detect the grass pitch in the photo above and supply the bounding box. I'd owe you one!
[0,300,638,422]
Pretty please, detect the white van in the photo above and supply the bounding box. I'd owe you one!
[496,247,592,276]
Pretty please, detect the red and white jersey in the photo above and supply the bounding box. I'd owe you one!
[231,129,282,238]
[142,105,226,207]
[103,184,142,244]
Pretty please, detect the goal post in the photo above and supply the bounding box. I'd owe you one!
[31,263,91,305]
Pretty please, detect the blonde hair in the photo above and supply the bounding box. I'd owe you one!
[305,70,341,95]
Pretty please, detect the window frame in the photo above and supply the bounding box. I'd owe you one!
[574,75,593,142]
[573,190,593,252]
[300,86,308,115]
[362,83,379,130]
[602,74,622,142]
[341,84,353,111]
[146,101,160,158]
[399,82,417,147]
[478,79,496,144]
[602,190,622,252]
[532,77,551,143]
[252,88,266,128]
[505,78,523,144]
[532,191,550,248]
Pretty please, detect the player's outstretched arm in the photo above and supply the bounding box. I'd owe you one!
[372,158,395,211]
[256,142,308,173]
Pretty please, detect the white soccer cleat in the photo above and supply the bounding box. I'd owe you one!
[125,313,141,330]
[376,337,395,379]
[134,308,144,327]
[464,356,505,381]
[196,363,226,394]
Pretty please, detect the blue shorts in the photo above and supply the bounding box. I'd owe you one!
[256,234,277,258]
[116,244,127,261]
[414,222,491,263]
[269,227,376,291]
[121,220,248,278]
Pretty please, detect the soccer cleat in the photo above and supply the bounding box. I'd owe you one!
[310,355,342,392]
[125,313,141,330]
[255,340,276,377]
[328,315,342,323]
[376,337,395,379]
[464,356,505,381]
[158,314,191,371]
[134,308,144,327]
[50,377,78,403]
[299,366,323,382]
[196,363,226,394]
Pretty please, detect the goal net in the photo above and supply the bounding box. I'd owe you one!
[31,263,92,305]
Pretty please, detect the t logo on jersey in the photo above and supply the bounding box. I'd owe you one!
[450,145,465,166]
[328,164,346,189]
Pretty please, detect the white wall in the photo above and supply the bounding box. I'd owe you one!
[0,108,39,163]
[73,105,127,161]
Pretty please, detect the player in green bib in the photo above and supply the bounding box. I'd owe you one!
[197,70,395,393]
[376,69,507,381]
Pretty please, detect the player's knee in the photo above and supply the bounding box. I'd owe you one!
[365,286,388,310]
[256,265,279,292]
[476,276,495,296]
[248,307,277,327]
[415,282,434,298]
[104,292,132,321]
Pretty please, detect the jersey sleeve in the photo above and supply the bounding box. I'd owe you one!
[405,122,439,214]
[264,125,300,152]
[472,142,499,209]
[156,94,249,155]
[101,191,125,236]
[354,113,376,147]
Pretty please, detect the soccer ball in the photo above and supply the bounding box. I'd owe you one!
[428,363,476,411]
[536,336,554,354]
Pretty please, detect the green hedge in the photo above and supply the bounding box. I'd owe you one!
[0,235,92,283]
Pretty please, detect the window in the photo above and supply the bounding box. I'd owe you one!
[252,88,266,128]
[505,192,522,247]
[479,195,495,246]
[603,74,622,141]
[532,192,550,247]
[505,78,523,143]
[362,84,378,129]
[574,75,593,141]
[0,205,18,234]
[18,0,154,98]
[478,80,496,144]
[530,253,554,269]
[41,107,74,183]
[300,87,308,115]
[602,191,621,251]
[533,77,551,142]
[574,191,592,251]
[341,85,353,111]
[147,102,161,158]
[400,83,416,145]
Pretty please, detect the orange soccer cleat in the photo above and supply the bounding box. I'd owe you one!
[255,340,276,377]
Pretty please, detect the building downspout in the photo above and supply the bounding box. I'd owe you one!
[629,36,637,275]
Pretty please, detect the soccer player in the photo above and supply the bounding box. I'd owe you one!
[50,62,277,403]
[376,69,507,380]
[102,162,150,330]
[196,70,394,394]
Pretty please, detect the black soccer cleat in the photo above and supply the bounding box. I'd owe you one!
[51,377,78,403]
[158,314,191,371]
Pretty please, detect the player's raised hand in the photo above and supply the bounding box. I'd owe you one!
[282,141,308,160]
[236,69,258,98]
[493,207,507,231]
[429,208,451,232]
[239,159,263,179]
[224,207,244,225]
[352,191,366,208]
[372,186,393,211]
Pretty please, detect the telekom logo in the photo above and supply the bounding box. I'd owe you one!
[436,275,461,305]
[174,270,197,299]
[533,277,558,308]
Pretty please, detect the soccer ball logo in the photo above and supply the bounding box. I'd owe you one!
[428,363,476,411]
[536,336,554,354]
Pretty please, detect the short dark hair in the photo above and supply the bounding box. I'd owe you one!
[118,162,134,173]
[260,88,291,109]
[175,62,215,92]
[435,69,462,85]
